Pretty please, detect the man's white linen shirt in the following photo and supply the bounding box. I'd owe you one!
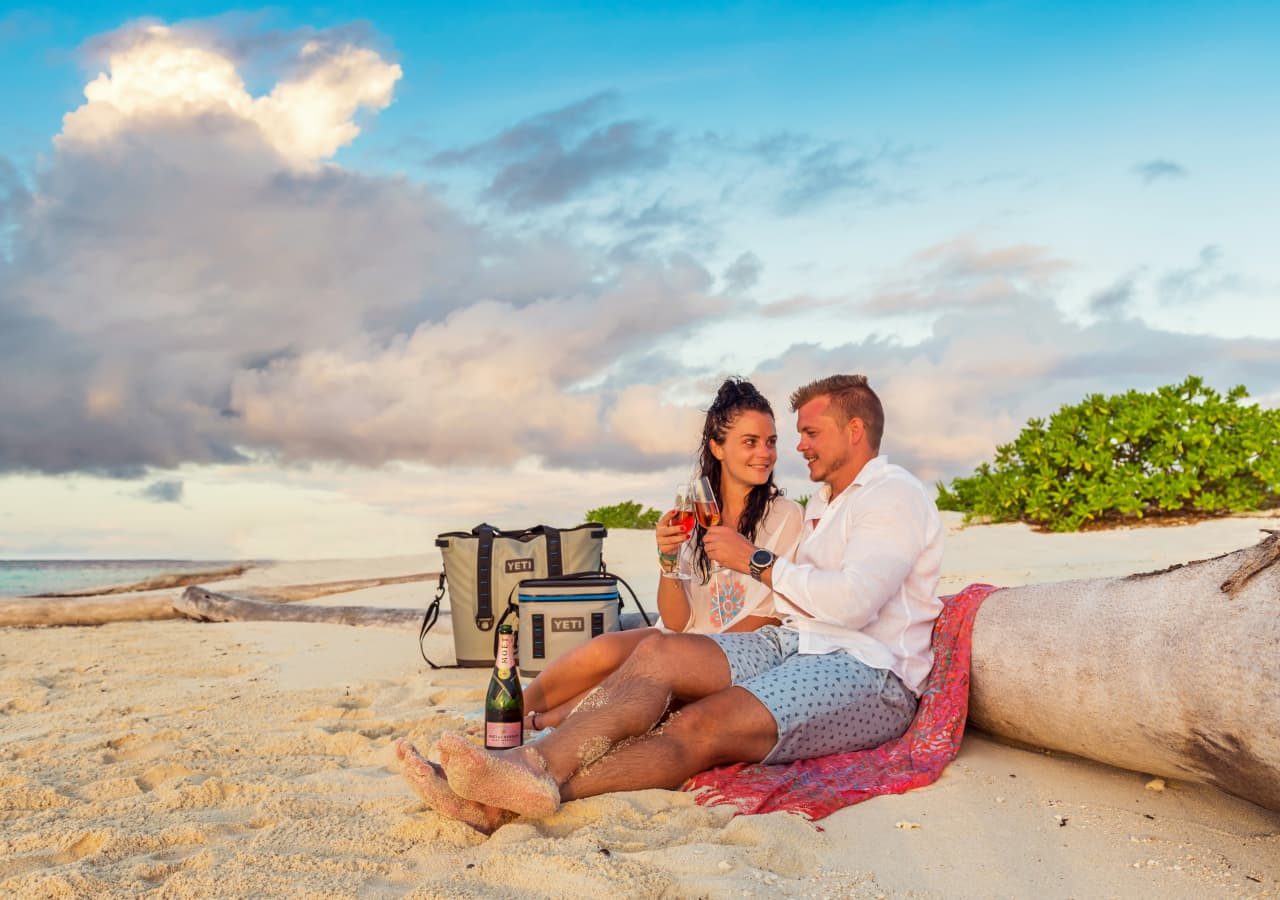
[769,455,944,695]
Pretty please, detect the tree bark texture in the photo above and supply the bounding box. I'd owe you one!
[0,572,436,628]
[0,592,184,628]
[969,532,1280,811]
[173,586,429,629]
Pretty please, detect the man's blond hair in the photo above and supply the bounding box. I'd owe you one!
[790,374,884,452]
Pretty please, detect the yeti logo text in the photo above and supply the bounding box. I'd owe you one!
[551,618,584,633]
[504,559,535,574]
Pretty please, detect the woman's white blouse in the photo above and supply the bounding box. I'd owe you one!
[671,495,804,634]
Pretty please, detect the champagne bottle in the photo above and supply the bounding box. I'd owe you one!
[484,624,524,749]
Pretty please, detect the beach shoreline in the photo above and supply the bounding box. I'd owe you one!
[2,514,1278,897]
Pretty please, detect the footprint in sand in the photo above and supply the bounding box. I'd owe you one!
[0,686,51,714]
[130,849,216,884]
[50,829,114,865]
[318,721,397,742]
[101,731,181,765]
[135,763,196,793]
[0,784,71,812]
[720,814,822,877]
[82,776,146,802]
[156,776,267,811]
[3,737,58,763]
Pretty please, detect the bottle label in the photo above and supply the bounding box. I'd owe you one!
[485,721,523,749]
[496,633,516,671]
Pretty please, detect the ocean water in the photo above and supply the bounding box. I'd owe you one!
[0,560,240,597]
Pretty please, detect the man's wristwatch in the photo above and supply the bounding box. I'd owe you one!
[749,548,777,582]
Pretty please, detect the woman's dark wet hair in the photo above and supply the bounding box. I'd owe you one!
[692,378,781,584]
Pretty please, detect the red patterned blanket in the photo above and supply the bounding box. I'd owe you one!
[683,583,1001,821]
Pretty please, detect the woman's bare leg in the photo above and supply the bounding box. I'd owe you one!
[522,628,658,719]
[530,689,589,730]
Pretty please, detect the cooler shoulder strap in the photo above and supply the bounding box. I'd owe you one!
[418,573,449,669]
[601,569,653,627]
[544,526,563,576]
[472,523,498,631]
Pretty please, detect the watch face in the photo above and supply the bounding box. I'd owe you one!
[751,549,773,567]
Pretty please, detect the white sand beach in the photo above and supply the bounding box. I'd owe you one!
[2,513,1278,898]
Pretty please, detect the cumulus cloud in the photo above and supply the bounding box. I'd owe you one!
[1133,159,1188,184]
[430,92,674,211]
[0,22,730,477]
[860,237,1072,316]
[9,18,1272,499]
[746,300,1280,484]
[228,257,726,471]
[60,23,401,169]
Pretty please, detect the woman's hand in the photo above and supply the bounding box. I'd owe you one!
[655,510,687,561]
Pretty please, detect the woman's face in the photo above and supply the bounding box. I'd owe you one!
[711,409,778,489]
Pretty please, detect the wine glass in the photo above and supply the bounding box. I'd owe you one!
[661,484,694,581]
[690,476,724,573]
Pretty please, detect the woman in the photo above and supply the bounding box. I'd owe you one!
[521,378,804,729]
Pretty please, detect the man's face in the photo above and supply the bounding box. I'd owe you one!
[795,395,854,487]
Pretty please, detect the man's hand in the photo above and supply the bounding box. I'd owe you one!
[703,526,756,574]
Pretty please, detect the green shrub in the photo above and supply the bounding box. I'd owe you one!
[584,500,663,530]
[936,376,1280,531]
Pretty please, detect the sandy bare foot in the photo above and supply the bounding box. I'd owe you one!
[394,739,511,833]
[437,732,561,818]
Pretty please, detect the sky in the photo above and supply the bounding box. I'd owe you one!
[1,1,1278,559]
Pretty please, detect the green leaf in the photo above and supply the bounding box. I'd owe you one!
[584,500,663,529]
[932,375,1280,530]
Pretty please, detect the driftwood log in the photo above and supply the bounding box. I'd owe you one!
[174,586,431,629]
[31,565,252,597]
[0,592,187,628]
[0,566,252,627]
[0,572,436,628]
[969,531,1280,812]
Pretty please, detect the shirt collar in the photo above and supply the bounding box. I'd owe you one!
[819,454,889,503]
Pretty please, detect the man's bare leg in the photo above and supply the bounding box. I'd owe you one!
[562,686,777,799]
[522,628,657,723]
[438,633,732,817]
[394,739,512,833]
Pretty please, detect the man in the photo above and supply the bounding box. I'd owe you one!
[397,374,944,828]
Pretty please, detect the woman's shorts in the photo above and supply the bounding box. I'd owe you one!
[707,625,918,764]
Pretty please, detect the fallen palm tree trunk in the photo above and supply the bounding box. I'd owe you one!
[969,530,1280,811]
[0,572,438,628]
[174,586,433,629]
